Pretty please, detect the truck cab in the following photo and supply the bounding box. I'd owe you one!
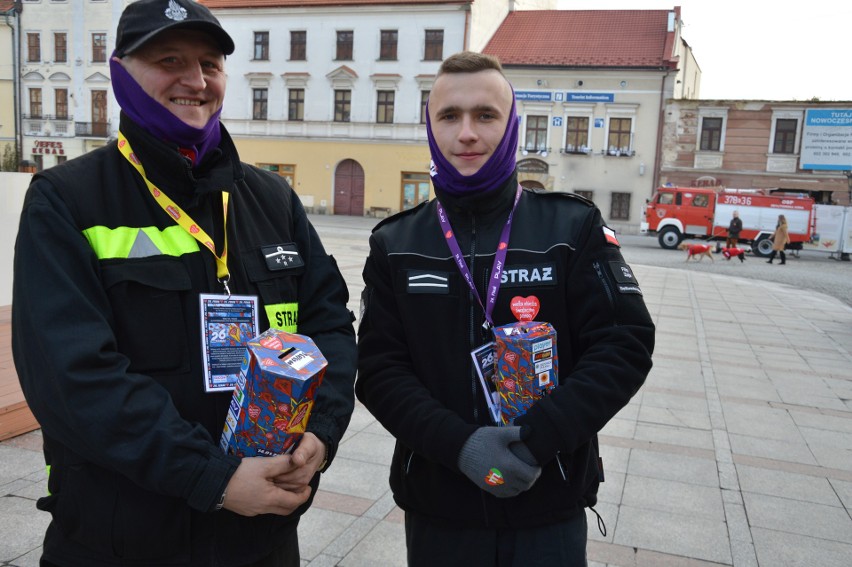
[640,187,718,249]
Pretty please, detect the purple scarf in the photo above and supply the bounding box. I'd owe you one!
[426,87,518,196]
[110,54,222,166]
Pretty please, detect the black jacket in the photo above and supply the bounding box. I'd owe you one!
[12,115,357,566]
[356,174,655,528]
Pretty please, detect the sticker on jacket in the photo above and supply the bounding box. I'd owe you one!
[262,243,304,271]
[406,270,449,294]
[500,263,556,288]
[608,261,642,295]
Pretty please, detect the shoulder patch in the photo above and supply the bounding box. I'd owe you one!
[372,200,430,233]
[602,226,620,247]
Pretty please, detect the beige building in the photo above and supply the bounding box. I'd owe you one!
[0,0,19,169]
[484,8,699,233]
[660,99,852,206]
[204,0,557,216]
[18,0,129,171]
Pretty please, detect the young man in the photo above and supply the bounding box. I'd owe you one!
[356,52,655,565]
[12,1,356,565]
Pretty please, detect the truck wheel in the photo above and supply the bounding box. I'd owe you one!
[658,227,682,250]
[753,235,773,257]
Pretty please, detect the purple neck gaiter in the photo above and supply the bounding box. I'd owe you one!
[426,86,518,196]
[110,55,222,166]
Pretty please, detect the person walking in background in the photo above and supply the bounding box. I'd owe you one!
[726,210,742,248]
[11,1,357,565]
[767,214,790,264]
[356,51,655,566]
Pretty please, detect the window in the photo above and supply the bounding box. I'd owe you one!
[29,88,42,118]
[54,33,67,63]
[56,155,67,165]
[693,193,709,207]
[287,89,304,121]
[290,31,306,60]
[420,90,430,124]
[92,33,106,62]
[33,154,43,172]
[401,172,430,210]
[658,192,674,205]
[252,88,268,120]
[336,31,353,60]
[257,163,295,188]
[334,89,351,122]
[524,115,548,151]
[610,192,631,220]
[607,117,632,155]
[773,118,797,154]
[254,32,269,60]
[379,30,397,61]
[376,90,394,124]
[700,117,723,151]
[565,117,589,152]
[424,29,443,61]
[27,33,40,62]
[575,190,594,202]
[55,88,68,119]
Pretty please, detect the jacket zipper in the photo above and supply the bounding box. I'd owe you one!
[592,260,615,310]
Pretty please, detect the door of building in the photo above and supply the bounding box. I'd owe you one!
[334,159,365,216]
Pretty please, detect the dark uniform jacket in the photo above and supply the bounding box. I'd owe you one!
[356,174,655,528]
[12,114,357,566]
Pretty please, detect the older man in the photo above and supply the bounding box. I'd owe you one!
[12,1,356,565]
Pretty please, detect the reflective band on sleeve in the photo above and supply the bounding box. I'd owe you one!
[265,303,299,333]
[82,225,200,260]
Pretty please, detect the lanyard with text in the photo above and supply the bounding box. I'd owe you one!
[436,185,523,330]
[117,131,232,295]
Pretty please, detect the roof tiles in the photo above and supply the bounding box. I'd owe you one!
[483,10,679,69]
[200,0,464,7]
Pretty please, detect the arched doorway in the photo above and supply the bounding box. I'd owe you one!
[520,180,545,190]
[334,159,365,216]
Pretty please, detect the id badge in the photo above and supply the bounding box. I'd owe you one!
[470,342,501,424]
[200,293,259,392]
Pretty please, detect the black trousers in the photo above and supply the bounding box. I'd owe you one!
[41,521,300,567]
[405,509,588,567]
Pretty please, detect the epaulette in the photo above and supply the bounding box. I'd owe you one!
[527,188,595,207]
[372,199,430,232]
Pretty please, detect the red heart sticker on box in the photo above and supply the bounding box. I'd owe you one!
[510,296,540,322]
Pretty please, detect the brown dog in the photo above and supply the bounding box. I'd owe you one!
[679,243,714,262]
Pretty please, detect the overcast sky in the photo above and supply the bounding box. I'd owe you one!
[556,1,851,101]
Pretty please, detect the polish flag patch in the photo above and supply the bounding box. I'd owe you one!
[603,226,620,247]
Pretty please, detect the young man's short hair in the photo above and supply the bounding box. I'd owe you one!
[437,51,504,77]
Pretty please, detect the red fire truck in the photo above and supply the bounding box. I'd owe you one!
[640,186,817,256]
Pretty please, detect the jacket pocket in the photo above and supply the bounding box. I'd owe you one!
[44,462,191,562]
[242,247,302,329]
[100,257,192,375]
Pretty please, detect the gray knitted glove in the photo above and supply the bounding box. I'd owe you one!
[458,426,542,498]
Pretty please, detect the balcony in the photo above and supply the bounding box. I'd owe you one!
[75,121,110,138]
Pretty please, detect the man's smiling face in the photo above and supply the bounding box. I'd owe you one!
[119,29,226,129]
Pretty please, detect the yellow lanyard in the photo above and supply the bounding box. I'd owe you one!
[117,131,231,292]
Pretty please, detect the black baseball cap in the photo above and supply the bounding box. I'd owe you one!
[115,0,235,57]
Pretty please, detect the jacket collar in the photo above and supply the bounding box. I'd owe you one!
[433,171,519,222]
[118,112,244,202]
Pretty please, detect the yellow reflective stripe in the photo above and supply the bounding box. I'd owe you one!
[265,303,299,333]
[140,226,201,257]
[82,225,200,260]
